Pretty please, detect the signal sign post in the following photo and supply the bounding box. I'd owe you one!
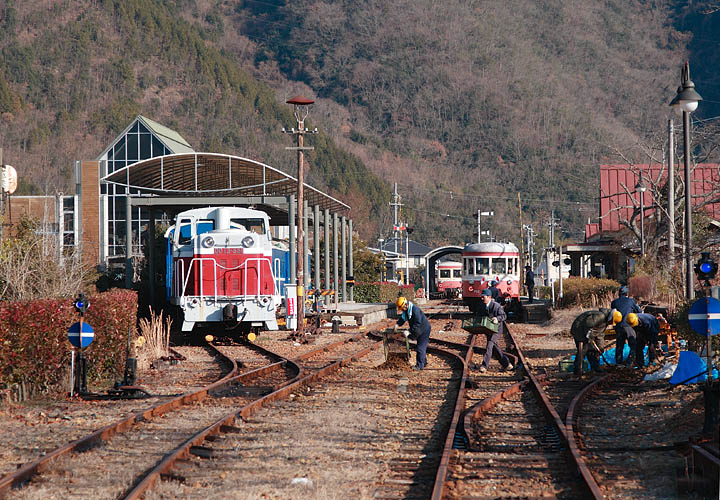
[688,296,720,433]
[68,320,94,396]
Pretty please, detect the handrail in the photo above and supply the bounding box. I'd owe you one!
[174,255,275,302]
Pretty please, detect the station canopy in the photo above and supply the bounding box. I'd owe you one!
[101,153,350,223]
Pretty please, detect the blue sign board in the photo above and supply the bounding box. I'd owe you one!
[688,297,720,337]
[68,321,94,348]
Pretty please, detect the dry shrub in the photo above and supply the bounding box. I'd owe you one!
[0,216,94,300]
[137,308,171,369]
[629,275,654,300]
[556,277,620,309]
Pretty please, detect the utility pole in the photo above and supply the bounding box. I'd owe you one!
[390,183,403,256]
[518,193,524,265]
[283,96,318,334]
[668,119,675,260]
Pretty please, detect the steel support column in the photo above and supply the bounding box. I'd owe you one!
[149,209,156,306]
[288,195,296,285]
[324,208,331,307]
[333,212,339,307]
[341,216,347,302]
[349,219,354,302]
[125,195,132,289]
[303,199,310,292]
[314,205,320,294]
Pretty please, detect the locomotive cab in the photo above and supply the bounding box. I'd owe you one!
[166,207,279,334]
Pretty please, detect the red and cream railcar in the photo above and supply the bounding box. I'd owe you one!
[165,206,279,334]
[436,261,462,298]
[462,242,520,312]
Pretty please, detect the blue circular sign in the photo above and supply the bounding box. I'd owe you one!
[68,321,94,348]
[688,297,720,337]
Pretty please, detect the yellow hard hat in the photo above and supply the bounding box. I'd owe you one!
[396,296,408,312]
[611,309,622,325]
[626,312,639,327]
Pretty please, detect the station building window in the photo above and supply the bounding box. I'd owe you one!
[99,120,172,265]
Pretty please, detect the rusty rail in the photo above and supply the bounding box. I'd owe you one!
[121,337,380,499]
[0,335,363,495]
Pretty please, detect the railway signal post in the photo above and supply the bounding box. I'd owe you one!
[68,294,93,397]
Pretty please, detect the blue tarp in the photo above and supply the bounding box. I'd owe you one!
[597,345,630,366]
[669,351,719,384]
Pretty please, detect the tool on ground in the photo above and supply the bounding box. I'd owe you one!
[382,328,411,364]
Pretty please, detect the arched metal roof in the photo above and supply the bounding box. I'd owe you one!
[101,153,350,215]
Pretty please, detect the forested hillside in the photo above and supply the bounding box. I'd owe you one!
[0,0,717,246]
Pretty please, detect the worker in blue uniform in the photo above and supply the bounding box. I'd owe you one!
[395,296,431,371]
[476,288,513,373]
[627,312,660,367]
[489,281,501,302]
[610,286,641,365]
[525,266,536,303]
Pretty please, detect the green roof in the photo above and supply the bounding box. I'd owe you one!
[137,115,194,154]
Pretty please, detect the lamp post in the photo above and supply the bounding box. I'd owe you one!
[669,62,702,300]
[635,175,647,257]
[283,95,318,332]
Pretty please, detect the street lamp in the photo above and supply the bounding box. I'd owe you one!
[669,62,702,299]
[284,95,318,333]
[635,175,647,257]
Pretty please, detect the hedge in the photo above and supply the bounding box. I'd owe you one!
[353,282,414,304]
[0,289,138,401]
[555,277,621,308]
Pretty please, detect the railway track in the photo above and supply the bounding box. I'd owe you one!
[2,306,705,498]
[0,334,376,499]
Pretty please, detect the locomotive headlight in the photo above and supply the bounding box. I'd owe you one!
[507,279,513,285]
[241,235,255,248]
[201,236,215,248]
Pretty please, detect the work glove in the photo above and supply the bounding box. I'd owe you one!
[403,330,411,338]
[491,317,498,324]
[393,325,398,332]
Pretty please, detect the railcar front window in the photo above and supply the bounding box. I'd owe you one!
[491,258,507,274]
[440,269,451,278]
[475,258,489,275]
[453,269,462,278]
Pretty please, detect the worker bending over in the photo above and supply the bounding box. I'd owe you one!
[476,288,513,373]
[395,296,431,371]
[610,286,641,365]
[571,308,620,376]
[627,312,660,367]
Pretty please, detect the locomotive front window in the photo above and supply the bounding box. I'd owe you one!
[440,269,451,278]
[491,258,507,274]
[232,218,266,235]
[453,269,462,278]
[475,258,489,275]
[177,219,193,245]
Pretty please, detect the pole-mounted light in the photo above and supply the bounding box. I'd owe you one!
[669,62,701,299]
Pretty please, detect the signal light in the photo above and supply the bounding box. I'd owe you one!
[694,252,718,283]
[73,293,90,315]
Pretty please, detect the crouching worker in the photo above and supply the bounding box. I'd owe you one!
[627,312,660,367]
[571,308,621,376]
[395,296,431,371]
[476,288,513,373]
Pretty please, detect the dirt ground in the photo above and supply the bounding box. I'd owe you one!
[0,305,709,499]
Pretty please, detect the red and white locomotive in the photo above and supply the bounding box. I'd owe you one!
[461,242,520,312]
[165,206,280,334]
[436,261,462,298]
